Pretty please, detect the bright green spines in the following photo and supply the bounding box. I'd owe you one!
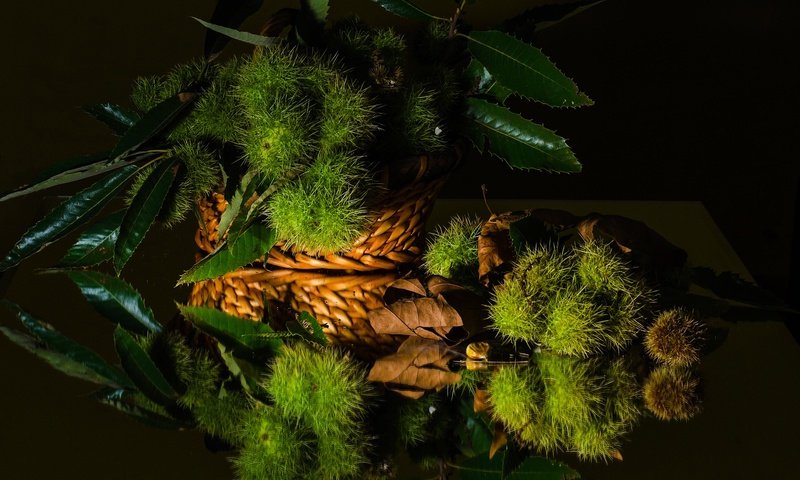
[266,151,371,254]
[423,215,482,279]
[487,365,540,432]
[540,287,606,357]
[489,276,541,342]
[318,77,378,153]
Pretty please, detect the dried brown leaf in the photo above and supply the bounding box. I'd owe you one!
[368,296,463,339]
[489,424,508,460]
[426,275,467,295]
[473,388,491,413]
[368,337,461,393]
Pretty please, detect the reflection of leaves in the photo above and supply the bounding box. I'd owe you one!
[691,267,791,311]
[454,449,581,479]
[367,337,460,398]
[489,424,508,460]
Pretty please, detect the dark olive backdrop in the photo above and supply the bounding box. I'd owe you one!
[0,1,798,478]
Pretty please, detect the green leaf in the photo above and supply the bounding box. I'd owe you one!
[177,223,277,284]
[0,153,151,203]
[66,271,161,335]
[216,170,256,239]
[0,165,140,271]
[465,30,592,107]
[203,0,265,60]
[370,0,443,21]
[114,158,178,273]
[463,97,581,173]
[58,209,125,267]
[178,304,281,356]
[109,94,195,159]
[0,300,133,388]
[94,388,190,429]
[295,0,330,45]
[192,17,281,49]
[285,313,328,348]
[113,326,178,405]
[454,450,580,479]
[502,0,605,37]
[83,103,140,136]
[466,59,513,104]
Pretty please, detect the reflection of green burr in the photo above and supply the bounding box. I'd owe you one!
[488,353,640,461]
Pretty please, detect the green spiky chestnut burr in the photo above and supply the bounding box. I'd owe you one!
[423,215,482,280]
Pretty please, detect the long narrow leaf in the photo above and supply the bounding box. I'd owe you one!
[203,0,265,60]
[58,209,125,267]
[83,103,140,136]
[66,271,161,334]
[370,0,443,21]
[216,170,255,238]
[177,223,276,284]
[114,158,178,273]
[113,326,178,405]
[0,164,140,271]
[465,30,592,107]
[463,97,581,173]
[193,17,281,48]
[1,300,133,388]
[178,304,281,356]
[0,151,159,203]
[110,94,195,159]
[94,387,190,429]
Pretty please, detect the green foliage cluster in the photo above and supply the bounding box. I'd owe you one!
[488,354,641,461]
[489,241,653,356]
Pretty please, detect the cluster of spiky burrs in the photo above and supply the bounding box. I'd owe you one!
[488,353,640,461]
[489,241,653,356]
[127,19,454,253]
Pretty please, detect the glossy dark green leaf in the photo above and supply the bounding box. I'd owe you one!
[177,223,277,284]
[300,311,328,346]
[294,0,330,45]
[216,170,256,238]
[463,97,581,173]
[58,209,125,267]
[94,388,190,429]
[0,153,154,203]
[466,59,513,104]
[109,94,195,159]
[0,300,133,388]
[286,317,327,348]
[0,165,140,271]
[192,17,281,49]
[502,0,605,39]
[370,0,442,21]
[66,271,160,334]
[465,30,592,107]
[203,0,265,60]
[114,158,178,273]
[178,304,282,356]
[455,450,580,479]
[83,103,140,136]
[113,326,178,405]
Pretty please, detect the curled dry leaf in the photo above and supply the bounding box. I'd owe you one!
[576,214,687,271]
[383,277,427,305]
[368,297,462,339]
[473,388,491,413]
[489,423,508,460]
[367,337,461,398]
[478,212,524,287]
